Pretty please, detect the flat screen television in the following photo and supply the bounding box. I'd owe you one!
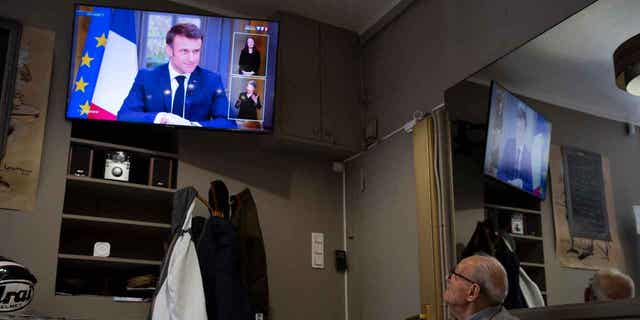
[66,5,279,133]
[484,81,552,200]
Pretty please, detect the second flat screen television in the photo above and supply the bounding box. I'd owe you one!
[484,81,552,200]
[66,5,279,132]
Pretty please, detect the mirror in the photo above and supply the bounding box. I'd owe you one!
[446,0,639,310]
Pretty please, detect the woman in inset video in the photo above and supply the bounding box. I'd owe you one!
[238,37,261,75]
[234,80,262,120]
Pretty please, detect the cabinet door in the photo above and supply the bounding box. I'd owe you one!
[276,14,323,142]
[320,25,363,151]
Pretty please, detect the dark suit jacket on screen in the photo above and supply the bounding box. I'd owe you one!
[118,63,236,129]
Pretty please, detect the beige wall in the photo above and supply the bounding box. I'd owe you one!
[0,1,344,319]
[178,131,345,320]
[347,0,596,319]
[345,134,421,320]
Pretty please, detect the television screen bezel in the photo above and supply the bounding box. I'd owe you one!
[483,80,552,200]
[64,3,280,135]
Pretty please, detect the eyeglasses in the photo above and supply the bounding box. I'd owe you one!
[448,271,478,286]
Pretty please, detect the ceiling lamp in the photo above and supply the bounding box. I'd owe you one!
[614,33,640,96]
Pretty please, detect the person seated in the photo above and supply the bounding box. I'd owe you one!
[585,268,635,302]
[444,255,519,320]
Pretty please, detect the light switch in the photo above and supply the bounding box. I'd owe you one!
[312,232,325,269]
[313,255,324,268]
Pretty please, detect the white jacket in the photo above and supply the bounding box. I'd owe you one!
[151,198,208,320]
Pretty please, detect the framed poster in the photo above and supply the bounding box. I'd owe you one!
[0,26,54,211]
[549,145,623,270]
[0,17,22,160]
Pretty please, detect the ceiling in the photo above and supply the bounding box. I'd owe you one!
[472,0,640,126]
[171,0,409,35]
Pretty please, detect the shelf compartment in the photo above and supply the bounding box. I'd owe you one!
[486,207,543,237]
[56,254,160,299]
[64,176,173,224]
[59,218,170,261]
[521,263,547,291]
[515,238,545,265]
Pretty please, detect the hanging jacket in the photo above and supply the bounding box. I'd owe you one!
[196,213,251,320]
[519,266,545,308]
[495,237,527,309]
[150,187,208,320]
[461,221,497,258]
[231,189,270,320]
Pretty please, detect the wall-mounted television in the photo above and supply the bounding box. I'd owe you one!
[484,81,552,200]
[66,5,279,133]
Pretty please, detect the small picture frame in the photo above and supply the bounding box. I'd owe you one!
[511,213,524,235]
[0,17,22,160]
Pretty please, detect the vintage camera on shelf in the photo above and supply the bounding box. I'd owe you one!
[104,151,131,182]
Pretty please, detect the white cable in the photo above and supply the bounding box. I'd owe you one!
[342,169,349,320]
[343,102,444,163]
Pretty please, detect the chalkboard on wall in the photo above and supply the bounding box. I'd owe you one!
[561,146,611,241]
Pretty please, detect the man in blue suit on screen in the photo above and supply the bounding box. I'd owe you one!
[497,106,533,192]
[118,23,236,129]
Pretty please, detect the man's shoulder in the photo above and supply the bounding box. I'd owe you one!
[194,66,221,81]
[495,308,519,320]
[136,63,168,79]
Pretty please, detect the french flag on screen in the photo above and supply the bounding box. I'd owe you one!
[68,7,138,120]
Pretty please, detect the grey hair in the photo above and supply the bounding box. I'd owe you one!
[592,269,635,301]
[470,255,509,305]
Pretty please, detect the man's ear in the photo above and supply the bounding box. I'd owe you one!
[165,45,173,58]
[465,284,481,302]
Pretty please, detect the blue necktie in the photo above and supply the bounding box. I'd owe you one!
[172,75,186,117]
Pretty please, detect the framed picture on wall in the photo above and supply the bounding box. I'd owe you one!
[0,17,22,160]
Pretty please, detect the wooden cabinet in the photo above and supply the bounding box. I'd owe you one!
[275,13,363,153]
[276,13,323,142]
[320,24,362,150]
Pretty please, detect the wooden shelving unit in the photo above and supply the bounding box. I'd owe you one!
[56,121,177,300]
[484,176,548,307]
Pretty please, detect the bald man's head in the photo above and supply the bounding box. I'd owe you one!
[445,255,509,309]
[587,269,635,302]
[466,255,509,305]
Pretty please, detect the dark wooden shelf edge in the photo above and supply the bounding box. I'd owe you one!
[71,137,178,159]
